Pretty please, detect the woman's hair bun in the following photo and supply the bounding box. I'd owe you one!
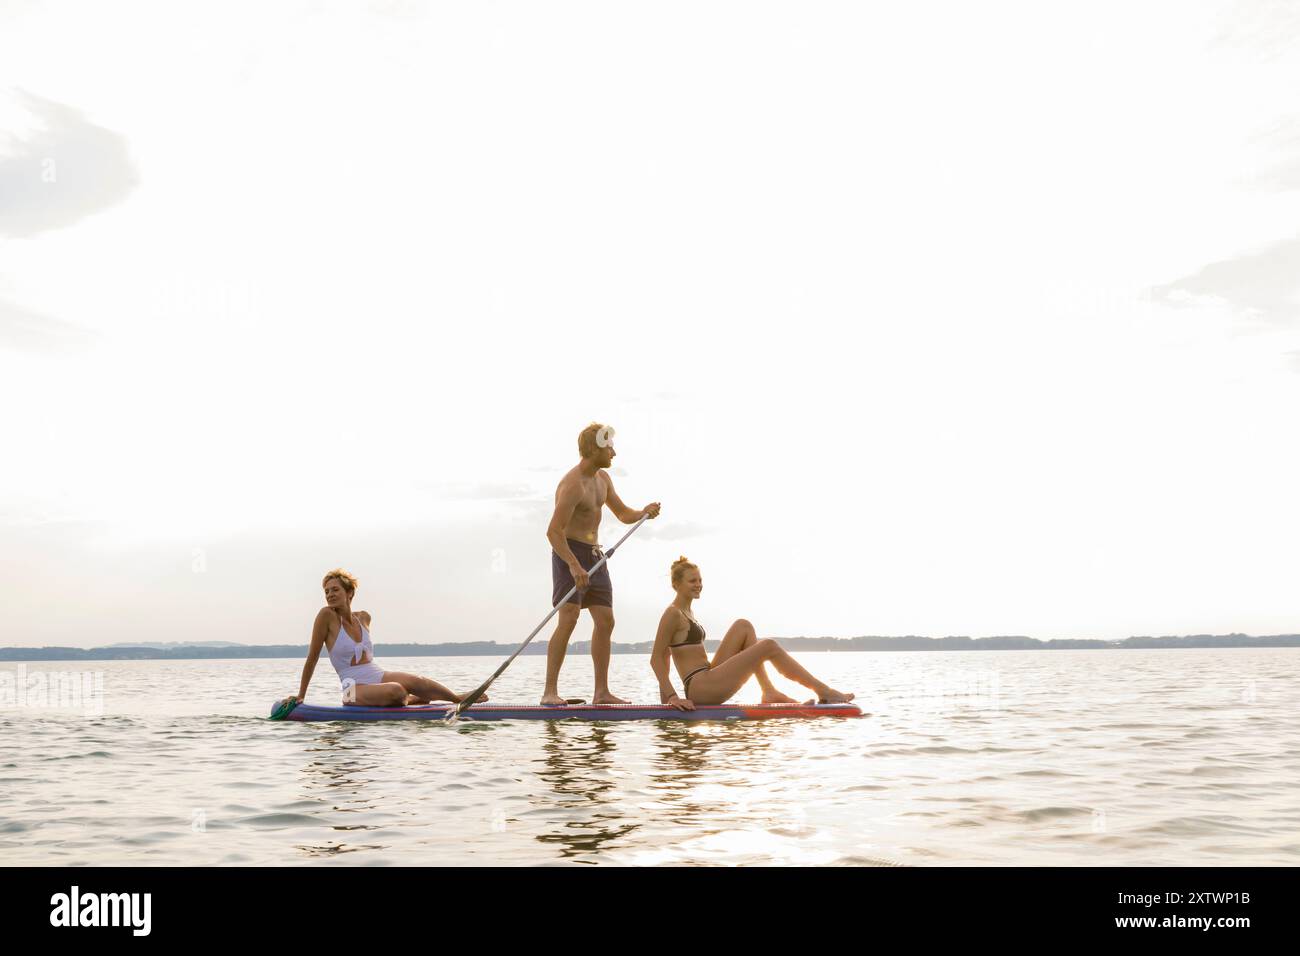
[670,556,698,586]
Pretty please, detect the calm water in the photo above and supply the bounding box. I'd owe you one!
[1,649,1297,866]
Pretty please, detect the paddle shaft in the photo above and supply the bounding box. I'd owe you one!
[449,513,650,717]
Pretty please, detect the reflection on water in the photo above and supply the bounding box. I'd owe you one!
[648,722,779,828]
[3,651,1299,865]
[533,723,635,858]
[292,724,389,858]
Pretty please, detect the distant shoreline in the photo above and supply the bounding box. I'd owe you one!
[2,634,1298,661]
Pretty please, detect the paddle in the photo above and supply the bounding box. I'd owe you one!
[446,514,650,722]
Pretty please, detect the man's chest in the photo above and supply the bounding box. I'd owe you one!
[576,478,606,512]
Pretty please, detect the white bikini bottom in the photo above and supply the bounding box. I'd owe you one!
[338,662,387,702]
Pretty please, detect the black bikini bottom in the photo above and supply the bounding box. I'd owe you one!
[682,664,710,696]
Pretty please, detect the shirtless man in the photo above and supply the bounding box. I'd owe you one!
[542,422,660,706]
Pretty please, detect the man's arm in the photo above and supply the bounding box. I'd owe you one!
[603,473,660,524]
[546,479,588,587]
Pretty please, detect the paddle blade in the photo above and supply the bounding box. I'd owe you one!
[448,682,489,720]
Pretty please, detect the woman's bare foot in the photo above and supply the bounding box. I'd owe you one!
[540,692,566,706]
[592,690,629,705]
[816,687,855,704]
[454,692,488,705]
[762,690,800,704]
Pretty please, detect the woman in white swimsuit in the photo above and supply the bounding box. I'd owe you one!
[289,568,483,707]
[650,556,854,707]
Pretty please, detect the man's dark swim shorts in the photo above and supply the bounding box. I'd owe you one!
[552,539,613,608]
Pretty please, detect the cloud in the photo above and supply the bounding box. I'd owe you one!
[1211,0,1300,61]
[486,493,709,542]
[1244,116,1300,192]
[419,481,540,501]
[361,0,429,20]
[1149,235,1300,327]
[0,297,97,353]
[1155,8,1300,335]
[635,520,714,542]
[0,88,139,237]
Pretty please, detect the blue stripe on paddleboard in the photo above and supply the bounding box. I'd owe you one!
[272,701,863,722]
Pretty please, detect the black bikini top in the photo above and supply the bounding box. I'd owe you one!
[669,611,706,648]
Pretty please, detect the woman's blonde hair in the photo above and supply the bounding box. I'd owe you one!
[322,568,358,597]
[670,555,698,587]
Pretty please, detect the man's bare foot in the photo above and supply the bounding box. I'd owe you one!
[761,690,800,704]
[817,687,855,704]
[540,692,566,706]
[453,692,488,705]
[592,690,629,705]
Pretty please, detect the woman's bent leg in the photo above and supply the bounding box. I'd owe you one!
[685,641,776,704]
[761,642,854,703]
[688,639,853,705]
[352,681,408,706]
[381,671,460,704]
[710,619,795,703]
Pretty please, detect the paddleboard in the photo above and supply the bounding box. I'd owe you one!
[272,700,863,722]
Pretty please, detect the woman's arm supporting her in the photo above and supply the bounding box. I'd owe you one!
[294,608,332,703]
[651,609,694,711]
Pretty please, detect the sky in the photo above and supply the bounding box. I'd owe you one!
[2,0,1299,649]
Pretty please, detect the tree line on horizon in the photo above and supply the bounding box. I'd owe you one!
[1,633,1297,660]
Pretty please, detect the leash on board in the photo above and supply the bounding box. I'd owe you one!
[446,513,650,723]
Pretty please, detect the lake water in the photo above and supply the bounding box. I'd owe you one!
[2,649,1297,865]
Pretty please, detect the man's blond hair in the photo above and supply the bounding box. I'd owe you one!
[578,422,614,459]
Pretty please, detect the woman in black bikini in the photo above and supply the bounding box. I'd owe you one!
[650,556,855,708]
